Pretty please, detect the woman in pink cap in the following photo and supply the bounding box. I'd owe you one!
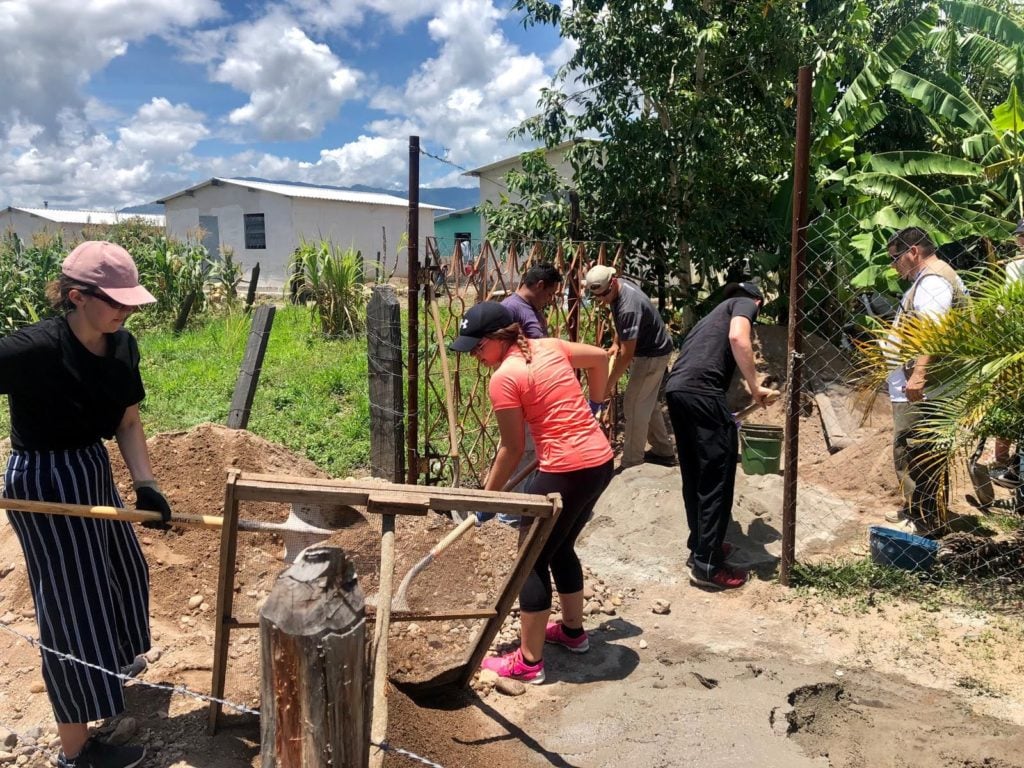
[0,241,170,768]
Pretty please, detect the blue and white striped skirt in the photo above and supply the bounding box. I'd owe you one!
[3,442,151,724]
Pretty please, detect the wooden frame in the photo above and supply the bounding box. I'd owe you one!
[207,470,561,743]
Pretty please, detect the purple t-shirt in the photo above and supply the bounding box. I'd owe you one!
[501,292,548,339]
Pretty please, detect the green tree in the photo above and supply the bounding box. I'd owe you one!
[513,0,809,324]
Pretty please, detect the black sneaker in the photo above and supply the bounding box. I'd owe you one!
[58,739,146,768]
[643,450,677,467]
[120,655,147,679]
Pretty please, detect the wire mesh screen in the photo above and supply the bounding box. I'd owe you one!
[791,207,1024,608]
[417,237,623,488]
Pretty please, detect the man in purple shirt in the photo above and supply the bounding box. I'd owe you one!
[501,262,563,339]
[498,263,563,512]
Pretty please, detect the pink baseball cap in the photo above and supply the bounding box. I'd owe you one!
[62,241,157,306]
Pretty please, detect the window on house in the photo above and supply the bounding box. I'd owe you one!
[244,213,266,250]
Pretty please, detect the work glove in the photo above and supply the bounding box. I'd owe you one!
[475,511,495,526]
[588,399,606,419]
[135,480,172,531]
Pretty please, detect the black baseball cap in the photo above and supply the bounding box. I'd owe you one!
[723,280,763,301]
[450,302,514,352]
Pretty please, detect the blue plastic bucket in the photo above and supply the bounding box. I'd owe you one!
[868,525,938,572]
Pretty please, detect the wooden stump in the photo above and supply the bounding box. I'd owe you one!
[260,547,369,768]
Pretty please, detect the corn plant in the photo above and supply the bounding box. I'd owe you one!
[0,232,65,331]
[286,240,369,337]
[205,245,244,310]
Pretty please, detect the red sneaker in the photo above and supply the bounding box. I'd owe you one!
[544,622,590,653]
[685,542,737,569]
[480,648,546,684]
[689,566,748,590]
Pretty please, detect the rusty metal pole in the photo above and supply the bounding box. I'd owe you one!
[406,136,420,485]
[780,66,812,587]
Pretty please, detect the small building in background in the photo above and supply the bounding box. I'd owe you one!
[158,177,447,286]
[433,207,481,261]
[0,206,165,245]
[464,140,579,240]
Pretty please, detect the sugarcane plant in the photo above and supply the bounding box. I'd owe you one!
[856,269,1024,525]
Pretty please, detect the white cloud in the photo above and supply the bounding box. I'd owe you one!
[361,0,552,180]
[0,0,564,207]
[210,12,362,141]
[119,99,209,160]
[0,0,222,140]
[283,0,442,32]
[0,98,208,210]
[318,136,408,185]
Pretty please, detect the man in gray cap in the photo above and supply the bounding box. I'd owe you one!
[585,264,676,469]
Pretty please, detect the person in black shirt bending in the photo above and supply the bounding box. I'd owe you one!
[665,281,774,591]
[0,241,172,768]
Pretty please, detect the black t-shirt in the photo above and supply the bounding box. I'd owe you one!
[0,317,145,450]
[665,297,759,395]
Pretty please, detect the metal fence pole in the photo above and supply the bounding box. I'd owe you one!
[406,135,420,485]
[780,65,812,587]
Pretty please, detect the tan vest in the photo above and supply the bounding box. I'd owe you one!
[898,257,966,321]
[893,257,966,386]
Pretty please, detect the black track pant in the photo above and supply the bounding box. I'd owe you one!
[666,389,738,576]
[518,459,614,612]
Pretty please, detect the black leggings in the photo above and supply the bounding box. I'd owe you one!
[519,459,614,612]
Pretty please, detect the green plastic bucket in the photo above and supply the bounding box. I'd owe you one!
[740,424,783,475]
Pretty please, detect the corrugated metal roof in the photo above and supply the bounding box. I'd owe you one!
[7,207,165,226]
[158,177,449,210]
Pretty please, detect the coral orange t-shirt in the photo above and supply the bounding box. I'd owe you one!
[488,338,613,473]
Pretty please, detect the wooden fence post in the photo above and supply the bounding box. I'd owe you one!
[245,262,260,312]
[227,304,275,430]
[367,285,405,482]
[260,546,369,768]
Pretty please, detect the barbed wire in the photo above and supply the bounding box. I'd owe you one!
[372,740,447,768]
[0,622,259,716]
[1,623,450,768]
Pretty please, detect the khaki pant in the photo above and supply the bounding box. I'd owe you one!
[620,353,674,467]
[892,400,946,526]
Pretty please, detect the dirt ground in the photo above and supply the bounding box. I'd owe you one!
[1,327,1023,768]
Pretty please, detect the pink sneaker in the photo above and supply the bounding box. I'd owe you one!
[545,622,590,653]
[480,648,545,684]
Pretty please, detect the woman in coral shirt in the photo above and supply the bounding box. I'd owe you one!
[451,302,614,683]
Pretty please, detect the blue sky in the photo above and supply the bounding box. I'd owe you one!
[0,0,569,210]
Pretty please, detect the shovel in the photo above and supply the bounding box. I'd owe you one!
[385,457,539,612]
[966,436,995,509]
[734,389,782,422]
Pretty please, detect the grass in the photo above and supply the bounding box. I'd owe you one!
[791,557,937,607]
[0,305,371,478]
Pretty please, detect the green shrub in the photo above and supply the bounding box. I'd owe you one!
[286,240,370,337]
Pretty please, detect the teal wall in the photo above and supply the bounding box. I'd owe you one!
[433,209,481,256]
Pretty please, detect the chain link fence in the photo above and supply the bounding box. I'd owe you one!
[789,206,1024,607]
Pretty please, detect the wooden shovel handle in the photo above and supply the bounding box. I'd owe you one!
[0,498,224,528]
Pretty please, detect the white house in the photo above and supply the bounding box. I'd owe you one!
[0,206,165,244]
[157,178,446,284]
[464,140,580,238]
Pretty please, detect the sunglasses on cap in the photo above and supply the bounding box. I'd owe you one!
[80,287,135,312]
